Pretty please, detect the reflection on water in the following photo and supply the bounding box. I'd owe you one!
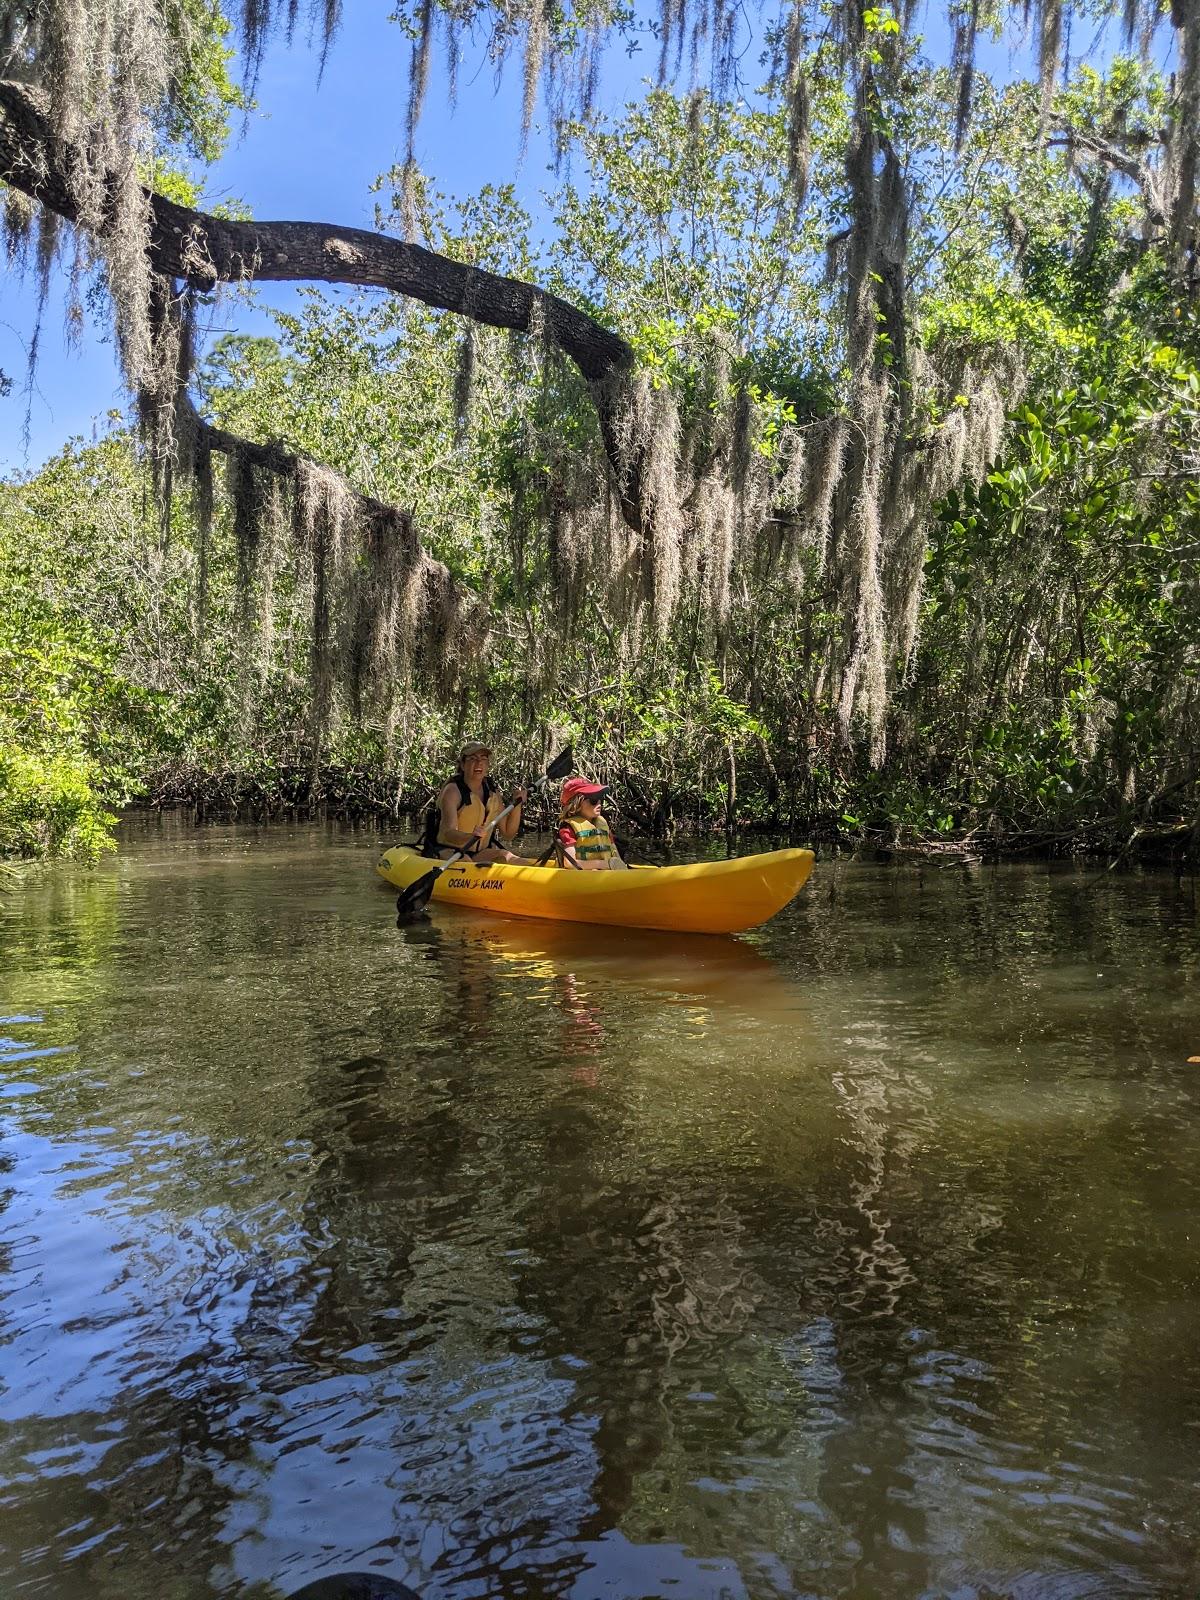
[0,815,1198,1599]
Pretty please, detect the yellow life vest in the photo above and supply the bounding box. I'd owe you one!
[438,776,503,847]
[561,813,616,862]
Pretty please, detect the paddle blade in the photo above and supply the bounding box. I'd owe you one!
[546,745,574,783]
[395,870,437,923]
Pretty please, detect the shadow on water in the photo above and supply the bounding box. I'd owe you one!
[0,821,1198,1598]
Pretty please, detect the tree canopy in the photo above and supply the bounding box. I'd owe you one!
[0,0,1197,859]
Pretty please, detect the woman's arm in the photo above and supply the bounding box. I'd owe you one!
[438,785,483,850]
[497,787,526,841]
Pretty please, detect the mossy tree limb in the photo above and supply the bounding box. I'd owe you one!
[0,76,645,529]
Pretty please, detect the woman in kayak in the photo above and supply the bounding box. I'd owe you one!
[556,777,629,870]
[436,742,527,864]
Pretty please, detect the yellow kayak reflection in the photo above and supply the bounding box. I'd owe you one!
[399,909,806,1032]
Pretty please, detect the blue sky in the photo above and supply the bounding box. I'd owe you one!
[0,7,647,471]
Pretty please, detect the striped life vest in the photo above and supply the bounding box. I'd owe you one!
[561,814,617,862]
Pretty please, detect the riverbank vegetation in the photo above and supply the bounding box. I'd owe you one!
[1,2,1197,862]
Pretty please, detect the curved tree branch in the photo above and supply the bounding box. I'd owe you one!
[0,77,645,530]
[189,405,447,580]
[179,396,491,707]
[1048,127,1169,229]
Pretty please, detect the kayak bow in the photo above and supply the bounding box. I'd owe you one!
[377,845,814,934]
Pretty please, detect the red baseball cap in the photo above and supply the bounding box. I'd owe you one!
[561,777,609,806]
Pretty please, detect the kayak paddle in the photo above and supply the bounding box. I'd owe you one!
[395,744,574,922]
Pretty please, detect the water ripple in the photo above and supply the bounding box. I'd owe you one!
[0,834,1197,1599]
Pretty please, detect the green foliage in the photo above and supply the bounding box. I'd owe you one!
[157,0,246,165]
[909,311,1200,835]
[0,515,168,862]
[134,3,248,205]
[553,89,831,354]
[0,744,112,863]
[5,34,1200,856]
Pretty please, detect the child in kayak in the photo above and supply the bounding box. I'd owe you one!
[556,778,629,870]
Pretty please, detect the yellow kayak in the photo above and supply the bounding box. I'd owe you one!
[377,845,814,934]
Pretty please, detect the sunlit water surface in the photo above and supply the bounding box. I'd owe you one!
[1,816,1198,1600]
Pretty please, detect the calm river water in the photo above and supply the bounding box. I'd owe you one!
[1,817,1198,1600]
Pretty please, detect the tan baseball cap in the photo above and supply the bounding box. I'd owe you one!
[458,741,492,762]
